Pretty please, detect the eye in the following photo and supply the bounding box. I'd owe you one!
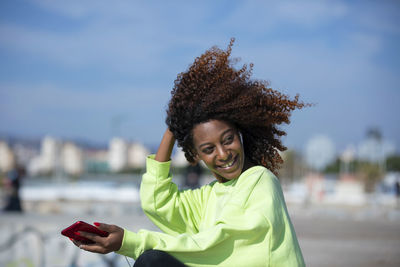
[223,135,234,145]
[202,146,214,154]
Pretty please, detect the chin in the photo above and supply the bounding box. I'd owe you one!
[219,158,243,181]
[215,162,243,181]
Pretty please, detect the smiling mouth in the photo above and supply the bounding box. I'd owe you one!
[217,155,238,169]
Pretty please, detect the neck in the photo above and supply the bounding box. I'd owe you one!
[242,156,255,173]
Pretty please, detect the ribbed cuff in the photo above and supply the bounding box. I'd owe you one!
[146,154,171,178]
[115,229,141,259]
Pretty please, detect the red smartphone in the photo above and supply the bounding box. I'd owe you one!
[61,221,109,243]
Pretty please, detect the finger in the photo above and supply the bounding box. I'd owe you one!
[69,237,85,248]
[93,222,112,232]
[75,231,104,243]
[71,239,82,248]
[79,243,108,254]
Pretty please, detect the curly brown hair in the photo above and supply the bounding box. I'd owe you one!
[166,39,307,174]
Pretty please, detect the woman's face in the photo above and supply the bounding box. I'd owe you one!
[192,120,245,182]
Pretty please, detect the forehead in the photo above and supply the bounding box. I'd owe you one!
[192,120,236,145]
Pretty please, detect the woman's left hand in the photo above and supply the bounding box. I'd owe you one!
[70,222,124,254]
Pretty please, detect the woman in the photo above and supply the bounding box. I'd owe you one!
[72,39,306,266]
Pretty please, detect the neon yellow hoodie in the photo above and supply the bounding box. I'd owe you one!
[116,155,305,266]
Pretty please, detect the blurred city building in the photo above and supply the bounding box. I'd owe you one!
[0,128,398,208]
[340,145,356,174]
[84,149,109,173]
[358,128,396,163]
[108,138,129,172]
[27,136,61,176]
[128,142,150,169]
[172,149,188,168]
[278,149,307,185]
[0,141,15,173]
[108,137,151,172]
[1,136,152,176]
[61,142,84,176]
[286,129,400,206]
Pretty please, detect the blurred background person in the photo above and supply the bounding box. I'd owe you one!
[183,164,203,190]
[2,165,25,212]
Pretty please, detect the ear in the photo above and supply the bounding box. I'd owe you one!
[188,148,200,165]
[192,153,200,164]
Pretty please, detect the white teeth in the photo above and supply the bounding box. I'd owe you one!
[221,159,235,168]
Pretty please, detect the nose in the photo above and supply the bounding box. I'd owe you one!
[216,145,230,161]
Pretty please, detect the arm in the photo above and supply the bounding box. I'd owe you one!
[76,206,269,266]
[70,131,181,253]
[140,155,205,235]
[154,129,175,162]
[142,128,204,235]
[117,204,270,266]
[71,130,178,253]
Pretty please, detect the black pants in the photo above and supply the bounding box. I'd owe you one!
[134,250,187,267]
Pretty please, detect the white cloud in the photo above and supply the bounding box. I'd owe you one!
[276,1,348,25]
[0,81,169,142]
[353,1,400,35]
[219,0,349,33]
[237,35,382,93]
[0,82,166,114]
[32,0,145,19]
[0,1,218,74]
[0,23,166,73]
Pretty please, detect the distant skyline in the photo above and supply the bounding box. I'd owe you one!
[1,0,399,153]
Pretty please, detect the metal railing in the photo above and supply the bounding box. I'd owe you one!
[0,225,128,267]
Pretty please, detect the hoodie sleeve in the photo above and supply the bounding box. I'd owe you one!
[139,155,209,236]
[116,202,270,266]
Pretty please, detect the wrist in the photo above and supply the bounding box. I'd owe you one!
[155,129,176,162]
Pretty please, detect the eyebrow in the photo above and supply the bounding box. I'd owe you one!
[198,128,235,149]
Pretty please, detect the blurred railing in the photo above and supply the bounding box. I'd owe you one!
[0,225,130,267]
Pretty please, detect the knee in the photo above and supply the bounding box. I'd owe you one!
[134,250,185,267]
[134,250,168,266]
[138,249,163,262]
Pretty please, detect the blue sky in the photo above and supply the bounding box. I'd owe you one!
[0,0,399,152]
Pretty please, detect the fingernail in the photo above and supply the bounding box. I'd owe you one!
[93,222,100,226]
[75,232,81,236]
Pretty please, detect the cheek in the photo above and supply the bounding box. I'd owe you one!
[200,155,216,169]
[232,142,243,154]
[203,155,214,165]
